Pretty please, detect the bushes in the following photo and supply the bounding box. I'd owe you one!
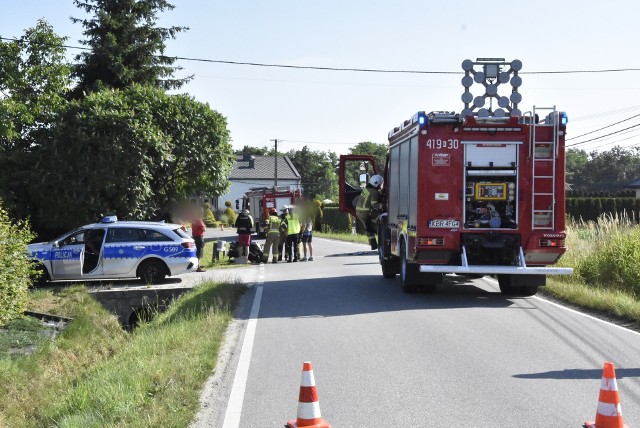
[0,201,36,326]
[320,207,352,233]
[224,200,237,226]
[203,202,216,227]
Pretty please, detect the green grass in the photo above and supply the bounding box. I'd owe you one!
[0,281,245,427]
[200,240,243,269]
[315,230,368,244]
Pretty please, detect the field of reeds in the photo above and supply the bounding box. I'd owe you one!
[548,213,640,322]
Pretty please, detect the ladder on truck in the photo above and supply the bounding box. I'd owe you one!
[529,106,559,230]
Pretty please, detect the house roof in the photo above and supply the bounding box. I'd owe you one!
[229,155,301,181]
[625,179,640,188]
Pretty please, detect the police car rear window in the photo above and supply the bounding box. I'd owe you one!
[141,229,172,242]
[173,228,190,239]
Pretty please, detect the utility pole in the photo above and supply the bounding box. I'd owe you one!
[270,138,279,187]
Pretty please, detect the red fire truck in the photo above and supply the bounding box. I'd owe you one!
[243,186,303,237]
[339,58,573,296]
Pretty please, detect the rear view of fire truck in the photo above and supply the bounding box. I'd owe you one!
[243,186,303,237]
[339,58,573,296]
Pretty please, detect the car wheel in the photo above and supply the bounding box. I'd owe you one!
[138,259,167,284]
[400,241,418,293]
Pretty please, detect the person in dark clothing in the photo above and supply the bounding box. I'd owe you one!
[355,174,384,250]
[277,205,289,261]
[235,209,254,257]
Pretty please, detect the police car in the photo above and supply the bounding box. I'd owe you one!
[28,216,199,284]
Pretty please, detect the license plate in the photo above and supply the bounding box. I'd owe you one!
[428,219,460,228]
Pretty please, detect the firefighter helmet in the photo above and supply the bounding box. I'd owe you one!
[369,175,383,187]
[281,205,289,212]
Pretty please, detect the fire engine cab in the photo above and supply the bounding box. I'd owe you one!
[339,58,573,296]
[243,186,303,237]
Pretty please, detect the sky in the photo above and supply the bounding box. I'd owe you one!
[2,0,640,156]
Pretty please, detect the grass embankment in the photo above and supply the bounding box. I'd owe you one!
[546,215,640,323]
[0,280,245,427]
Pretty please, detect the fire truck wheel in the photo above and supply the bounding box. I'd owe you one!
[400,242,418,293]
[380,244,397,278]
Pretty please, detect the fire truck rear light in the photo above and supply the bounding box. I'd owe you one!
[539,239,565,247]
[418,237,444,246]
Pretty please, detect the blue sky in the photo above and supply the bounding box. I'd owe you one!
[2,0,640,154]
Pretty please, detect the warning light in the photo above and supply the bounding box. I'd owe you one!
[560,112,568,125]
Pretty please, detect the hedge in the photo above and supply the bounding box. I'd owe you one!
[566,197,640,222]
[320,207,352,233]
[0,201,36,326]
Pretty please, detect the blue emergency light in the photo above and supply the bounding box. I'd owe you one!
[417,112,428,126]
[101,216,118,223]
[560,112,568,125]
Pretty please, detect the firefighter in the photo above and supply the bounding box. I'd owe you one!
[277,205,289,261]
[355,174,384,250]
[285,205,301,262]
[262,208,282,263]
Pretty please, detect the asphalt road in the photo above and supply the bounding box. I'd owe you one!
[192,236,640,427]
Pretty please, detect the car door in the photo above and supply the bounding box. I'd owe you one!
[49,230,87,279]
[102,227,147,276]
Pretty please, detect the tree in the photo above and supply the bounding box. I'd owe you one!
[0,20,71,220]
[584,147,640,192]
[30,85,233,235]
[565,148,589,189]
[235,145,273,156]
[287,146,338,200]
[349,141,388,176]
[71,0,190,96]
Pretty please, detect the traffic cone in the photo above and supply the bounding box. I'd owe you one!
[286,362,331,428]
[584,362,629,428]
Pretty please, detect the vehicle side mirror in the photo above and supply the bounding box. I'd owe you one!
[53,241,60,248]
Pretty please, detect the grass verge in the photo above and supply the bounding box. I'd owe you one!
[0,280,245,427]
[315,231,368,244]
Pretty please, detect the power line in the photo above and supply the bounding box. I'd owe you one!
[566,122,640,147]
[567,112,640,140]
[3,36,640,76]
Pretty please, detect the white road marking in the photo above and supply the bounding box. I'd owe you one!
[221,267,264,428]
[485,277,640,337]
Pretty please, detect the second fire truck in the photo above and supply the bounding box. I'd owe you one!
[243,186,303,237]
[339,58,573,296]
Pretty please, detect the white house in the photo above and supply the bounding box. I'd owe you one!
[216,154,302,210]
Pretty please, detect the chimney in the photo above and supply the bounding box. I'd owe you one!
[248,155,255,169]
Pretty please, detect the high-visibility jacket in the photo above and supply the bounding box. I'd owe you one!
[266,214,282,235]
[356,185,382,212]
[286,213,301,235]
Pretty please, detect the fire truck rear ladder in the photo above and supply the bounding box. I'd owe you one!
[530,106,558,230]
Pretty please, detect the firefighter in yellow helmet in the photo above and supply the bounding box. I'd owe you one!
[263,208,283,263]
[355,174,384,250]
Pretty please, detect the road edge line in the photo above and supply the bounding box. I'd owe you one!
[485,277,640,337]
[221,284,264,427]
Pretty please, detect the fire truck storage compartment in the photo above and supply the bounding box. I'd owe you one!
[463,141,520,229]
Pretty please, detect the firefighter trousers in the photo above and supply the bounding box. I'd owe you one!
[355,210,378,250]
[263,233,280,262]
[286,234,300,261]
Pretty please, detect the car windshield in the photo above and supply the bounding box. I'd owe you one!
[47,228,82,245]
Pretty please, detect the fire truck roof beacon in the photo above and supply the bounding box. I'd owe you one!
[460,58,523,119]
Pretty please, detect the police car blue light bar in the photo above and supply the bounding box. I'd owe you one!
[101,216,118,223]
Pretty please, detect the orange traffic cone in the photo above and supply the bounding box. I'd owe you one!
[286,362,332,428]
[584,362,629,428]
